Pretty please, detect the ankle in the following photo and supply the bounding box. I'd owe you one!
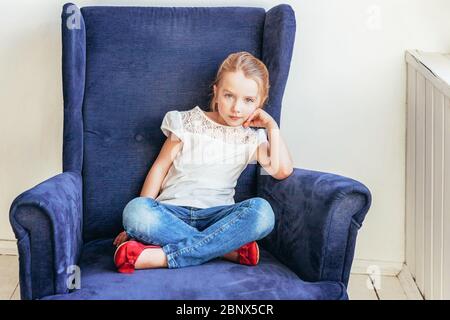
[222,250,239,262]
[135,248,168,269]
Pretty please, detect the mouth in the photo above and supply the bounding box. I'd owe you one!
[229,116,242,121]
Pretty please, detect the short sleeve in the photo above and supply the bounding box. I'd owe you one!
[161,111,184,141]
[256,128,268,146]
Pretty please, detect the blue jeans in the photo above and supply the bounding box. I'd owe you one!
[122,196,275,269]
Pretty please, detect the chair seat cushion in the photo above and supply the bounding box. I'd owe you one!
[41,239,348,300]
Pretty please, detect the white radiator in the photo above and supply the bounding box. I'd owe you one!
[405,50,450,300]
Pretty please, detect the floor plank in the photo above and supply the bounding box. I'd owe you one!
[373,275,408,300]
[398,264,424,300]
[347,274,379,300]
[0,255,19,300]
[10,283,20,300]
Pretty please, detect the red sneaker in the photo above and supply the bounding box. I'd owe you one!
[114,240,161,273]
[237,241,260,266]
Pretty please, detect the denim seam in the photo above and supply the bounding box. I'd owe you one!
[170,202,253,258]
[189,208,195,227]
[162,245,179,268]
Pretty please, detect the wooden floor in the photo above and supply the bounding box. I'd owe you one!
[347,274,411,300]
[0,254,417,300]
[0,255,20,300]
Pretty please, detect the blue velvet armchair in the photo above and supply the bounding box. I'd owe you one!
[9,3,371,300]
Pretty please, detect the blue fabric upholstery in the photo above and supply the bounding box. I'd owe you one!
[9,172,83,300]
[9,3,372,300]
[80,5,269,243]
[40,239,347,300]
[62,3,85,173]
[257,168,372,287]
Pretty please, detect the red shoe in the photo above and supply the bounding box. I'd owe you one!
[114,240,161,273]
[237,241,260,266]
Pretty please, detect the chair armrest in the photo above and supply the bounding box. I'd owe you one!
[257,167,372,287]
[9,171,83,300]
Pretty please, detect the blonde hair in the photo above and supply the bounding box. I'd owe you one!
[208,51,270,111]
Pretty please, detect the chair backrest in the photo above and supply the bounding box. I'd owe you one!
[61,3,296,242]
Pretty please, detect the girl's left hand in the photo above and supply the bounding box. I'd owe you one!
[242,108,277,129]
[113,230,130,247]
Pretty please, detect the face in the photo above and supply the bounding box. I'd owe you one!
[213,71,260,127]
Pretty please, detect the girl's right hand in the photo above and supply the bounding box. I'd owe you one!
[113,230,130,247]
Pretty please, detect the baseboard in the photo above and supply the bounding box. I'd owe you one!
[0,239,18,256]
[351,259,404,276]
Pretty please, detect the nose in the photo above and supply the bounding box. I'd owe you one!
[231,102,242,115]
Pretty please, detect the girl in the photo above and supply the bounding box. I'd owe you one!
[113,51,294,273]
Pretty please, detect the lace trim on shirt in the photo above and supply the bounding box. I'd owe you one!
[180,107,258,145]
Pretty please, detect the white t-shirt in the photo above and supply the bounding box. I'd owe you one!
[155,105,268,208]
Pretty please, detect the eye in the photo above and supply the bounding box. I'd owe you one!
[224,93,233,98]
[246,98,255,103]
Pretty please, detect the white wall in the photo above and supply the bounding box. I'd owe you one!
[1,0,450,268]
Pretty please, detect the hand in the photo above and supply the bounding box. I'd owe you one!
[113,230,130,247]
[242,108,278,129]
